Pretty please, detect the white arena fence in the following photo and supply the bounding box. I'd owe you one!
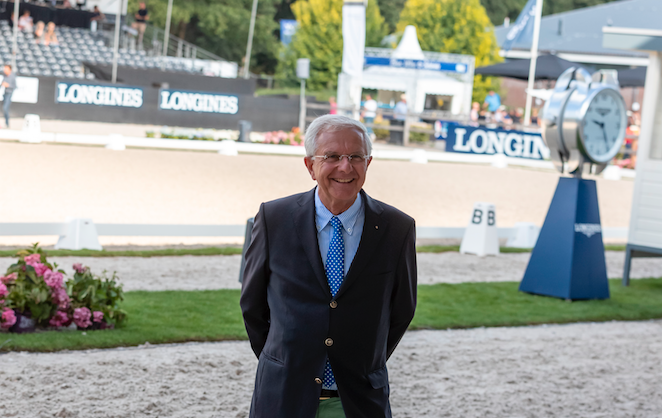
[0,220,629,251]
[0,128,637,176]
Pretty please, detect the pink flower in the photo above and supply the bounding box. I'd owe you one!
[35,263,51,277]
[49,310,69,327]
[51,287,70,310]
[25,259,50,277]
[0,273,17,284]
[1,308,16,329]
[72,263,87,274]
[24,254,41,264]
[73,307,92,329]
[93,311,104,323]
[44,270,64,289]
[0,282,7,299]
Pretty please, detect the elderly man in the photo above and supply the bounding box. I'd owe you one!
[241,114,417,418]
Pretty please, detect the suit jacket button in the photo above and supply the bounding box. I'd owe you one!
[330,301,338,309]
[325,338,334,346]
[315,377,322,384]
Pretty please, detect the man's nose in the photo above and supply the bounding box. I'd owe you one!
[337,156,353,171]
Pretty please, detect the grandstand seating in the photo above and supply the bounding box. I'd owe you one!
[0,20,201,79]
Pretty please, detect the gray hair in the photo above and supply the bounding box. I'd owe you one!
[304,114,372,157]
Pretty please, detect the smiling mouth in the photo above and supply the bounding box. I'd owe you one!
[333,179,354,183]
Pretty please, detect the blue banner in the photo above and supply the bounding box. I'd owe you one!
[364,56,468,73]
[280,20,298,46]
[501,0,537,52]
[441,123,549,160]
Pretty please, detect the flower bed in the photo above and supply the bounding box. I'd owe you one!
[261,128,303,146]
[0,244,126,333]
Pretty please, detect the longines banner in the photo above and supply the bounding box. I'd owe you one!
[55,82,144,108]
[159,89,239,115]
[439,123,550,160]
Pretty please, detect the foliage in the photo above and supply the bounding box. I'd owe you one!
[0,244,126,332]
[3,278,662,351]
[397,0,503,104]
[480,0,619,27]
[127,0,281,74]
[377,0,407,34]
[261,127,304,146]
[1,245,63,325]
[276,0,387,90]
[67,266,127,327]
[256,87,338,102]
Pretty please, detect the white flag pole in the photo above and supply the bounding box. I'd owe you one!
[523,0,543,126]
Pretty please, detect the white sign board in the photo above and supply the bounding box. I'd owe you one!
[460,202,499,257]
[0,76,39,104]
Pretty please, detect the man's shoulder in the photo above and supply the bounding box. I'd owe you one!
[262,190,312,212]
[365,193,414,225]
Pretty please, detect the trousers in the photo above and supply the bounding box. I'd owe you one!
[3,90,12,127]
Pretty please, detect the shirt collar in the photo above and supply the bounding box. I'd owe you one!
[315,187,363,236]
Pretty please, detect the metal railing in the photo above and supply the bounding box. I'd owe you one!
[304,102,541,145]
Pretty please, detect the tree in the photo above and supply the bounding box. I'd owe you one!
[377,0,407,34]
[397,0,502,104]
[127,0,281,74]
[276,0,387,91]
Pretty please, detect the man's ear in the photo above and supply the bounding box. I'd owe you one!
[304,157,317,181]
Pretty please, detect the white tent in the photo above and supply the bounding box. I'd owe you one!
[337,26,475,116]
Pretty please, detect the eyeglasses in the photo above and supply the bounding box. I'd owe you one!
[311,154,371,164]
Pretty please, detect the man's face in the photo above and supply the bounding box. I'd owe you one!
[304,127,372,214]
[3,66,10,75]
[139,2,146,8]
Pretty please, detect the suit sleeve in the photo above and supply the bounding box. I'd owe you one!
[240,203,271,358]
[386,219,417,360]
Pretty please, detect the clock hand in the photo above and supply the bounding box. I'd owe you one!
[601,124,609,145]
[592,119,604,128]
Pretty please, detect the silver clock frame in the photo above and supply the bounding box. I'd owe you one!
[541,67,627,177]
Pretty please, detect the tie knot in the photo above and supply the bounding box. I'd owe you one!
[330,216,343,230]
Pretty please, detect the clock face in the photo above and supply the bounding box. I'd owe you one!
[580,88,626,162]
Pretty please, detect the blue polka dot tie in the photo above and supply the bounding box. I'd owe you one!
[323,216,344,389]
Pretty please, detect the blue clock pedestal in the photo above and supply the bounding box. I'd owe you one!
[519,177,610,300]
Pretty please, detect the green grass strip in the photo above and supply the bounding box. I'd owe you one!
[2,278,661,352]
[0,244,628,258]
[0,247,244,258]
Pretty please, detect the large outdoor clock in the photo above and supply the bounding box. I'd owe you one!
[542,67,627,176]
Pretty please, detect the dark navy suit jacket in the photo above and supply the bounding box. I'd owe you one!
[240,188,417,418]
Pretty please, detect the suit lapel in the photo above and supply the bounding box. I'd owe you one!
[334,190,386,300]
[293,188,330,296]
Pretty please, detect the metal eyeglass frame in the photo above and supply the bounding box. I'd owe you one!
[311,154,371,164]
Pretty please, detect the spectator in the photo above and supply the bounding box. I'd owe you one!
[362,94,377,137]
[531,107,541,126]
[483,90,501,113]
[394,94,407,120]
[470,101,480,123]
[132,2,149,47]
[62,0,73,9]
[44,22,58,46]
[90,6,104,32]
[328,96,337,115]
[18,11,33,32]
[76,0,87,10]
[1,64,17,129]
[34,21,45,43]
[390,94,407,145]
[510,107,524,125]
